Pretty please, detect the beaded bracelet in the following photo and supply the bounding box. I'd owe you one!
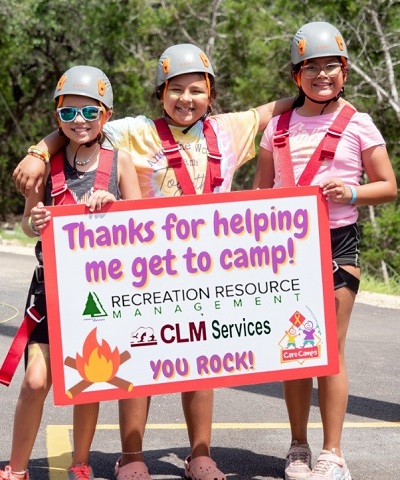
[348,185,357,204]
[27,145,50,163]
[28,216,40,236]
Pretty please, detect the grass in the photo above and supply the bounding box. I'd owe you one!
[1,221,399,296]
[0,222,38,246]
[360,274,400,296]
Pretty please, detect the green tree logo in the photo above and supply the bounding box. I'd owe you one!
[82,292,108,318]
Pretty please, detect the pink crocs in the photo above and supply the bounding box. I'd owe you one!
[0,467,29,480]
[184,456,226,480]
[114,458,151,480]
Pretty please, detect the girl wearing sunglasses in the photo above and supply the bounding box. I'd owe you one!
[253,22,396,480]
[1,66,141,480]
[12,45,294,480]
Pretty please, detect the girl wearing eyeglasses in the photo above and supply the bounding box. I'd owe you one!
[253,22,397,480]
[1,66,141,480]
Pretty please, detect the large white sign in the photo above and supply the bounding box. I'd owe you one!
[42,187,338,406]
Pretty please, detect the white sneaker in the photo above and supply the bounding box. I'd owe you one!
[309,450,351,480]
[285,441,312,480]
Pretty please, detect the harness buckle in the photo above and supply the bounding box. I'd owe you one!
[26,305,45,323]
[327,128,342,137]
[51,184,68,197]
[273,130,289,147]
[207,153,222,160]
[35,265,44,283]
[163,146,180,154]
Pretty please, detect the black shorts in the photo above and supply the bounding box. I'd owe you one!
[331,223,360,292]
[331,223,360,267]
[27,293,49,345]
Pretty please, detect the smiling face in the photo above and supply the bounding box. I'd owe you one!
[299,56,346,103]
[162,73,211,127]
[56,94,111,146]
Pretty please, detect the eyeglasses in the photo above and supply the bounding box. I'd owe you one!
[300,63,343,79]
[57,106,103,122]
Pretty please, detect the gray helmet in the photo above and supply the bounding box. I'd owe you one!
[291,22,348,65]
[53,65,113,109]
[156,43,214,87]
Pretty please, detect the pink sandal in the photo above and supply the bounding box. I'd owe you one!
[0,467,29,480]
[184,456,226,480]
[114,458,151,480]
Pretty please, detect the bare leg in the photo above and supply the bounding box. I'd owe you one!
[118,397,151,467]
[283,377,313,445]
[318,277,357,457]
[182,389,213,458]
[284,265,358,456]
[71,403,100,465]
[10,343,52,476]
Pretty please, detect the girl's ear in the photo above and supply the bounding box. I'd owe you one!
[291,71,301,88]
[105,109,113,121]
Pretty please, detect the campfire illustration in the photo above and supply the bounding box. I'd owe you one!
[64,328,133,398]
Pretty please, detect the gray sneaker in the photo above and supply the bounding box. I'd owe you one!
[309,450,351,480]
[285,441,312,480]
[68,464,94,480]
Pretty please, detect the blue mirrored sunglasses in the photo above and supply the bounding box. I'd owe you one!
[57,106,103,122]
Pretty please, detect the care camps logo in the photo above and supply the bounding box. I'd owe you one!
[279,309,322,364]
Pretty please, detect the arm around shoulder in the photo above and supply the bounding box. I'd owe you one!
[13,131,68,196]
[256,96,295,132]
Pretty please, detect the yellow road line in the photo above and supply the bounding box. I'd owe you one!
[47,421,400,480]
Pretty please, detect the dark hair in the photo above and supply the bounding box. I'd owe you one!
[291,62,305,109]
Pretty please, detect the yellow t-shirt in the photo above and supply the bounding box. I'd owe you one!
[103,110,259,198]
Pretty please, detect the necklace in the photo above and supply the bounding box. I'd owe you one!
[75,146,99,166]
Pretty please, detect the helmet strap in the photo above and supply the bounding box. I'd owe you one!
[182,106,212,134]
[302,87,345,115]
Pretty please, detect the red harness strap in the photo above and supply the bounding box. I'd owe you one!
[274,105,356,187]
[153,118,223,195]
[0,306,44,386]
[0,148,115,387]
[51,147,114,204]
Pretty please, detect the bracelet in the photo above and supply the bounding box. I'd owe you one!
[27,145,50,163]
[28,216,40,236]
[348,185,357,204]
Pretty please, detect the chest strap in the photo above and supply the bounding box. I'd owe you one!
[274,105,356,187]
[153,118,223,195]
[50,147,114,205]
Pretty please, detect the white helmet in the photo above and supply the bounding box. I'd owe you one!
[53,65,113,109]
[156,43,214,87]
[291,22,348,65]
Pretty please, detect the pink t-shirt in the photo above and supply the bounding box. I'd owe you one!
[260,107,386,228]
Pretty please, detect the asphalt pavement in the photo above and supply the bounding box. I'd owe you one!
[0,248,399,480]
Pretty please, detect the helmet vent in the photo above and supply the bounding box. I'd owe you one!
[57,75,67,91]
[335,35,345,51]
[162,59,170,74]
[298,39,306,56]
[200,53,210,67]
[98,80,106,97]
